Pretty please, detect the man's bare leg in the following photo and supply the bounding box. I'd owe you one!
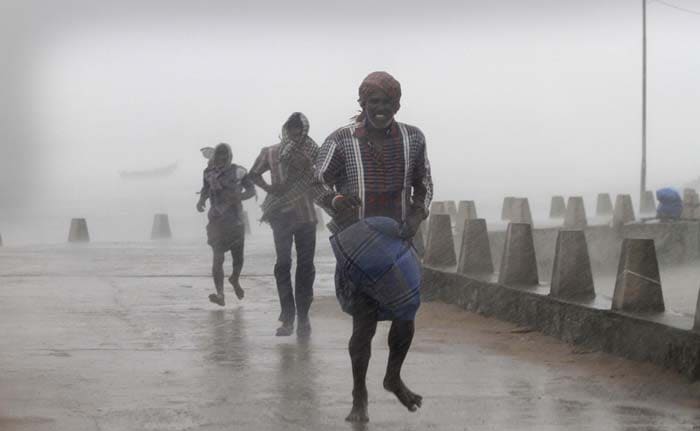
[228,240,245,300]
[383,320,422,411]
[228,266,244,300]
[346,315,377,423]
[228,233,245,299]
[209,251,225,306]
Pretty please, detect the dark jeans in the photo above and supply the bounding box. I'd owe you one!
[270,220,316,324]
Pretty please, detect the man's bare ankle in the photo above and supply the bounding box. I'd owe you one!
[352,387,368,401]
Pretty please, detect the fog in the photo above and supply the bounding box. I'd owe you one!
[1,0,699,242]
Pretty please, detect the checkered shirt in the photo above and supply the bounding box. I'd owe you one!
[315,121,433,232]
[251,144,319,224]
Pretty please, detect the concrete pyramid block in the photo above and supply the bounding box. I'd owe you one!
[596,193,613,217]
[612,238,664,312]
[640,190,656,215]
[68,218,90,243]
[549,196,566,219]
[455,200,478,238]
[498,223,538,286]
[681,190,693,219]
[612,194,635,228]
[243,210,251,235]
[446,201,458,220]
[550,230,594,299]
[457,219,494,275]
[563,197,587,229]
[682,189,700,220]
[457,200,478,221]
[501,197,516,220]
[510,198,533,226]
[412,221,426,258]
[421,215,429,244]
[151,214,172,239]
[424,214,456,267]
[426,201,442,245]
[427,201,448,244]
[430,201,446,214]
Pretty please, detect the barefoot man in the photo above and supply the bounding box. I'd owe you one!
[315,71,433,422]
[197,143,256,306]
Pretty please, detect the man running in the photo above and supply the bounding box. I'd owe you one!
[315,72,433,422]
[249,112,320,337]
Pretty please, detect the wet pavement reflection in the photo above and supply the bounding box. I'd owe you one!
[1,241,700,430]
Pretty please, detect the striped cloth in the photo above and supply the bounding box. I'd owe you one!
[314,120,433,233]
[251,113,323,224]
[330,217,422,320]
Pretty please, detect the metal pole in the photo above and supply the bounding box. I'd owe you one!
[641,0,647,202]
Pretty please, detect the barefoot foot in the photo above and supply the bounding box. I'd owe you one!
[383,378,422,412]
[345,390,369,423]
[229,276,244,300]
[345,404,369,423]
[208,293,225,306]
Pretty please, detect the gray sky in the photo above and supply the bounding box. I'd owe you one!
[1,0,699,216]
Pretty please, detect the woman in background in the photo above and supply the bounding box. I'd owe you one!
[197,143,256,306]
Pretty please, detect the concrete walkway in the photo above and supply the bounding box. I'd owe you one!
[1,239,700,430]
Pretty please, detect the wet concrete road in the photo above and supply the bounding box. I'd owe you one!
[2,237,700,430]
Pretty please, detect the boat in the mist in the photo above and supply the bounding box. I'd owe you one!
[119,161,179,180]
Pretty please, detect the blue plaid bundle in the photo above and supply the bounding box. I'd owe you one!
[330,217,421,320]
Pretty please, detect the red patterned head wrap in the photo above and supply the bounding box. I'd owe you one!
[358,71,401,112]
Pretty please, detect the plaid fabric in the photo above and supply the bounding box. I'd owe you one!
[330,217,421,320]
[315,120,433,232]
[200,163,252,224]
[251,113,323,224]
[250,145,283,185]
[278,113,313,181]
[364,190,404,221]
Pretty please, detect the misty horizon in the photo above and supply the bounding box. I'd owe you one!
[1,0,699,225]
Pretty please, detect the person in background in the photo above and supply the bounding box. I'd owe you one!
[315,71,433,422]
[656,187,683,221]
[197,143,256,306]
[249,112,321,337]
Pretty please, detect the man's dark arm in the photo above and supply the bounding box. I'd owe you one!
[313,136,346,214]
[248,172,271,193]
[248,149,273,193]
[410,137,433,218]
[400,136,433,239]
